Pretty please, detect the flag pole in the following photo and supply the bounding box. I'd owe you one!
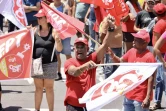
[96,63,162,67]
[84,33,101,46]
[51,43,56,62]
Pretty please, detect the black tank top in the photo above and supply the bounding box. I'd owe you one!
[33,27,57,64]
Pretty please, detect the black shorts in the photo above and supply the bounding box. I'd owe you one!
[123,32,135,42]
[66,104,87,111]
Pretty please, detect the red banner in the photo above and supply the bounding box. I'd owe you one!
[13,0,27,27]
[83,0,129,26]
[78,0,114,9]
[41,2,85,39]
[0,29,33,80]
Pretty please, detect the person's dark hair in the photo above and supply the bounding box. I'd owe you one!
[125,0,131,2]
[153,11,166,17]
[38,16,52,31]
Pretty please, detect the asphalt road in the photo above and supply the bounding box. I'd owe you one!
[0,23,166,111]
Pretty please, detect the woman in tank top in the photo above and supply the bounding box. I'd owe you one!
[32,9,63,111]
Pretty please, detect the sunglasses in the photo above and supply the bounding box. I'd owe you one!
[147,2,155,5]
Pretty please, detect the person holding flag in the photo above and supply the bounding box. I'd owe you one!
[64,15,116,111]
[50,0,72,80]
[32,9,63,111]
[150,3,166,110]
[121,0,142,53]
[108,30,156,111]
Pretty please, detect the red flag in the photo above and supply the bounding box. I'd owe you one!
[78,0,114,9]
[86,0,129,26]
[41,2,85,39]
[0,29,33,80]
[94,7,107,32]
[113,0,129,18]
[13,0,27,27]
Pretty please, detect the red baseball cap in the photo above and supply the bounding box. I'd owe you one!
[34,9,46,17]
[132,30,150,43]
[74,38,88,46]
[153,3,166,14]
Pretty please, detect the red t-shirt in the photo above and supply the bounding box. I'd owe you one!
[152,17,166,53]
[122,48,156,102]
[121,3,141,32]
[64,52,98,107]
[94,7,107,32]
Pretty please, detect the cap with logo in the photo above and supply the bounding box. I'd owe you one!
[131,30,150,43]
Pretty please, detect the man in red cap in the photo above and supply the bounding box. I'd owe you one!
[108,30,156,111]
[150,3,166,110]
[64,15,116,111]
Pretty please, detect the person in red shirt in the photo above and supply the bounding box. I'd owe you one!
[108,30,156,111]
[150,3,166,110]
[121,0,142,53]
[152,3,166,48]
[64,15,116,111]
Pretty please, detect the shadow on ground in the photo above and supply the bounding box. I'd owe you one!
[2,90,22,94]
[3,106,22,111]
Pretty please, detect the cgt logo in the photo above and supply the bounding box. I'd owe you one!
[118,0,127,12]
[47,9,68,33]
[91,69,143,100]
[102,0,113,6]
[13,0,26,26]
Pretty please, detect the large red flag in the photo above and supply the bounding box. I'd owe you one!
[0,29,33,81]
[84,0,129,26]
[78,0,114,9]
[41,2,85,39]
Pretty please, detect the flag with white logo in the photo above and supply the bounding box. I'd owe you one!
[41,2,85,39]
[79,63,160,111]
[0,0,27,29]
[0,29,33,81]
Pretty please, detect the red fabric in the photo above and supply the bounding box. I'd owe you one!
[152,17,166,53]
[121,3,141,32]
[93,0,129,31]
[94,7,107,32]
[0,29,32,80]
[131,30,150,43]
[42,0,53,2]
[122,48,156,102]
[80,0,114,9]
[64,52,98,107]
[41,2,84,39]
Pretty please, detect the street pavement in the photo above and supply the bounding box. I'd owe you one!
[1,26,166,111]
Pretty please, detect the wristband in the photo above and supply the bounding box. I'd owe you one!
[108,27,115,32]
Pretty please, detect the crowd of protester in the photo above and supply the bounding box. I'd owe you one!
[0,0,166,111]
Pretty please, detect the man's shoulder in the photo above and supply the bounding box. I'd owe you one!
[137,10,147,15]
[156,18,166,26]
[144,50,156,62]
[128,48,136,53]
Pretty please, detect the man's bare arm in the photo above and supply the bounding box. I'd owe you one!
[67,61,96,77]
[24,2,41,13]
